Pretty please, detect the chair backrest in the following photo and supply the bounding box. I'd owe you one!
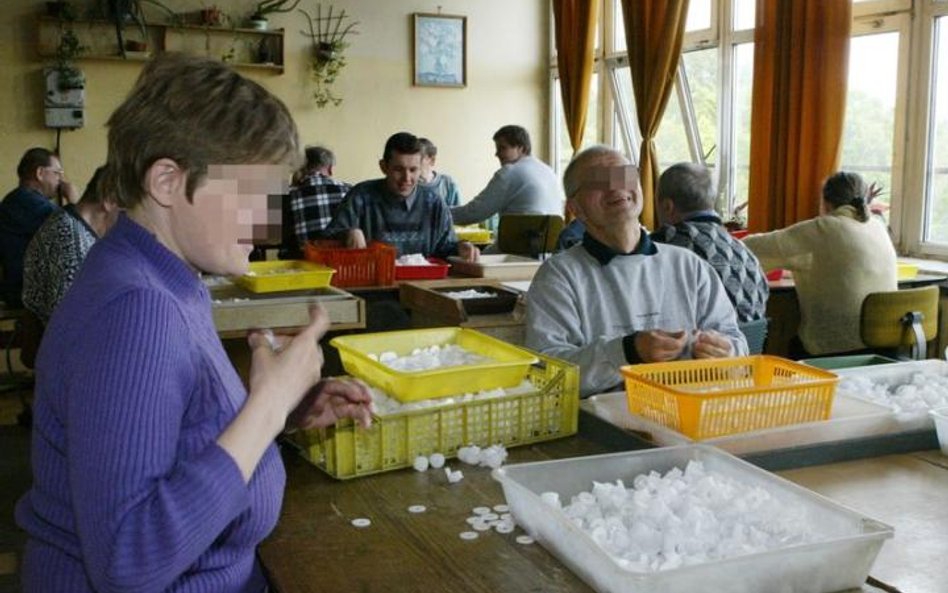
[496,214,564,259]
[861,285,939,359]
[737,317,769,355]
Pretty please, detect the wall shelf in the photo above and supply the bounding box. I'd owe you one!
[37,16,284,74]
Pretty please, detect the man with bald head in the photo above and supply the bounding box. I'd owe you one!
[525,146,746,397]
[652,162,769,323]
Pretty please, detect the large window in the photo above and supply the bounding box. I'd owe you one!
[552,0,948,257]
[924,16,948,242]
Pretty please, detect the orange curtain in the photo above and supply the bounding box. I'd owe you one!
[620,0,689,230]
[552,0,600,152]
[747,0,851,232]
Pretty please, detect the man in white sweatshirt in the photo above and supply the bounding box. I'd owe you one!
[525,146,746,396]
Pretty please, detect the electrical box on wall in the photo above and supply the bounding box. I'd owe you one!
[44,68,85,129]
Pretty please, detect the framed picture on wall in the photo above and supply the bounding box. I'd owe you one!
[412,13,467,88]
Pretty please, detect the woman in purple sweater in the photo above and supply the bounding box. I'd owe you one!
[15,54,372,593]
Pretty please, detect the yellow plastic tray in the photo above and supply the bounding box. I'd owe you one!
[289,353,579,479]
[897,262,919,280]
[329,328,539,402]
[233,260,335,293]
[621,355,838,440]
[454,226,493,243]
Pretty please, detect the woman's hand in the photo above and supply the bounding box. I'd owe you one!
[246,305,329,421]
[288,378,373,431]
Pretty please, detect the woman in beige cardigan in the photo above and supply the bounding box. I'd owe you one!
[743,172,897,357]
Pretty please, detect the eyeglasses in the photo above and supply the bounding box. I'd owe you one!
[44,167,65,177]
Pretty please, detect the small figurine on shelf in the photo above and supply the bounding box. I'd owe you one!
[248,0,301,30]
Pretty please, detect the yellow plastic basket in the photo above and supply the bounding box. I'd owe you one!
[330,328,539,402]
[233,260,335,293]
[620,355,838,440]
[288,354,579,479]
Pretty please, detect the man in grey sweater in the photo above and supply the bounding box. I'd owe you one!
[525,146,747,396]
[451,125,563,227]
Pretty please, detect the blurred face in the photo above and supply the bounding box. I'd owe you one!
[567,153,642,229]
[38,156,65,198]
[379,151,421,197]
[170,164,287,276]
[494,140,525,166]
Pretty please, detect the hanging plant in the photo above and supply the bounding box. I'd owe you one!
[55,28,87,90]
[299,5,358,108]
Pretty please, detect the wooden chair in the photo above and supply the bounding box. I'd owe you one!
[496,214,564,259]
[861,285,939,360]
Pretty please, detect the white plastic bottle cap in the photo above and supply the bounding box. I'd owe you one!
[516,535,535,545]
[459,531,479,540]
[408,505,427,514]
[351,518,372,528]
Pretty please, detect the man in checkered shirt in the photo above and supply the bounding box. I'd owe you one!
[288,146,351,244]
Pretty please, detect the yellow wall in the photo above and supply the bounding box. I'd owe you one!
[0,0,551,200]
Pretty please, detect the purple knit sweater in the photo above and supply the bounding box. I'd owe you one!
[16,214,285,592]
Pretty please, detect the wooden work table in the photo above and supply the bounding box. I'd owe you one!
[259,429,945,593]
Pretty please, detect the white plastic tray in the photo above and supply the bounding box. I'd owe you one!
[834,359,948,432]
[447,254,541,279]
[493,445,892,593]
[581,391,896,455]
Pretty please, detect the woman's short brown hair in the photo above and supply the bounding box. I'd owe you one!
[106,53,300,209]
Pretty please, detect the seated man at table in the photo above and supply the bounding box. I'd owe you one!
[288,145,351,244]
[323,132,478,261]
[0,148,78,307]
[651,162,769,323]
[525,146,747,397]
[418,137,461,207]
[451,125,564,228]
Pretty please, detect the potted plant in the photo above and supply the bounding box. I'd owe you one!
[248,0,300,31]
[54,28,86,90]
[299,6,358,108]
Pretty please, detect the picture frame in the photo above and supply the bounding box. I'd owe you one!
[412,13,467,88]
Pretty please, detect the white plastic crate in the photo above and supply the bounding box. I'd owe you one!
[493,445,892,593]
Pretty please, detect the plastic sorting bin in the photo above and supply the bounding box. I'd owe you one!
[493,445,893,593]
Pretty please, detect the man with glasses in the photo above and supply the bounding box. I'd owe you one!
[525,146,746,397]
[0,148,76,307]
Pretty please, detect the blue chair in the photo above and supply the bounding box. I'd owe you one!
[738,317,769,355]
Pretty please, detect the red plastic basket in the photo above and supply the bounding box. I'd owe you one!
[394,258,451,281]
[303,240,396,287]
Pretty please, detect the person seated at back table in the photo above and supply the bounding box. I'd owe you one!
[525,146,747,397]
[288,145,351,245]
[418,137,461,207]
[22,165,119,325]
[0,148,79,307]
[651,162,769,324]
[323,132,478,261]
[743,171,897,358]
[451,125,564,229]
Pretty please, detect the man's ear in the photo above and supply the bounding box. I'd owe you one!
[566,198,584,222]
[144,158,185,208]
[378,159,388,177]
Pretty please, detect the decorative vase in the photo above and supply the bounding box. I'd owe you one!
[248,17,268,31]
